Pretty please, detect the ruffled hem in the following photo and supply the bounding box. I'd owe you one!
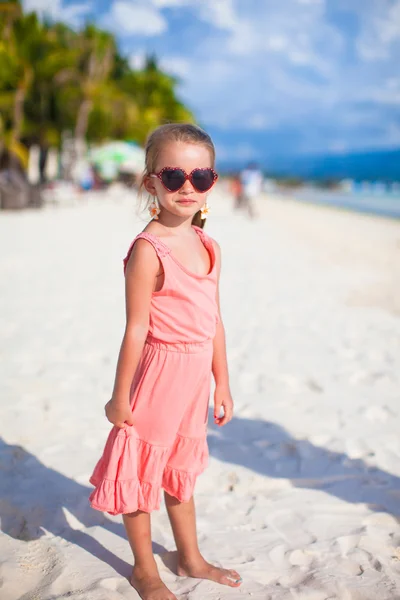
[89,476,161,515]
[162,464,206,503]
[89,427,209,515]
[162,432,209,502]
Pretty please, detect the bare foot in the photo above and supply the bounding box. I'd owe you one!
[177,556,242,588]
[131,566,177,600]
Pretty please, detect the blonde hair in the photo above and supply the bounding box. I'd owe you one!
[139,123,216,228]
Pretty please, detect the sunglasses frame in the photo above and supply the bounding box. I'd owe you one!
[150,166,218,193]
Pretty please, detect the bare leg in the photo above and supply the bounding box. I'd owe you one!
[123,510,177,600]
[247,195,257,219]
[234,193,242,210]
[164,492,242,588]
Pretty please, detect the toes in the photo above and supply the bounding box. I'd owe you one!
[220,575,242,587]
[219,569,242,587]
[223,569,241,580]
[227,569,241,579]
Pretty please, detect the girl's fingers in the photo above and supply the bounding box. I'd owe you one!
[216,406,233,426]
[104,400,133,428]
[214,403,222,419]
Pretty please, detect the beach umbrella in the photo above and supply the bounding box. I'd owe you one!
[89,141,145,178]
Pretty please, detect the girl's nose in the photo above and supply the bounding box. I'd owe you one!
[179,178,195,194]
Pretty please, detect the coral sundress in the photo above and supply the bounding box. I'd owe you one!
[89,226,219,515]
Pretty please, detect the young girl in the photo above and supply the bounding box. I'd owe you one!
[89,123,242,600]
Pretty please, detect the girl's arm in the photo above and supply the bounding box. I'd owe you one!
[212,241,234,427]
[106,239,159,428]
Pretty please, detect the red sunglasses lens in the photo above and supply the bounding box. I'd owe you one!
[191,169,216,192]
[160,168,216,192]
[161,169,185,191]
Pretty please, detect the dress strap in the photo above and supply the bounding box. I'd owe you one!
[192,225,212,248]
[123,232,171,274]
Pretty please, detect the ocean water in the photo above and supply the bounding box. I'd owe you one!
[291,188,400,220]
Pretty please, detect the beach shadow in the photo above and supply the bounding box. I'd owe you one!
[0,437,167,577]
[207,409,400,516]
[3,413,399,579]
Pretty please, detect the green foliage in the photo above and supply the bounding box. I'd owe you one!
[0,2,195,147]
[118,56,194,144]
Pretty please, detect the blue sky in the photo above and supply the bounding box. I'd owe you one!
[23,0,400,163]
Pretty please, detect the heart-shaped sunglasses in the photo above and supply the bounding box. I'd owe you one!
[150,167,218,193]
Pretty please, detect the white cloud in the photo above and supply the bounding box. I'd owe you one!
[22,0,92,27]
[154,1,398,154]
[356,0,400,61]
[268,35,289,52]
[363,78,400,105]
[160,57,191,78]
[104,1,167,36]
[201,0,238,30]
[172,1,398,152]
[223,0,342,78]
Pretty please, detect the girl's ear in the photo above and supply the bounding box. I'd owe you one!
[144,175,157,196]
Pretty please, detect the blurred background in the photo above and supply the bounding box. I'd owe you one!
[1,3,400,599]
[1,0,399,215]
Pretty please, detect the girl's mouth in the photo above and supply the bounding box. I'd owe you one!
[176,200,196,205]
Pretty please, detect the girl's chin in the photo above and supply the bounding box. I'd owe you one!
[169,203,199,216]
[160,203,200,218]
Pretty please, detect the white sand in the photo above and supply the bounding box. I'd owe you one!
[1,186,400,600]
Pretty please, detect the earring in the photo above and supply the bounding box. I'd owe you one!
[149,196,161,220]
[200,200,210,220]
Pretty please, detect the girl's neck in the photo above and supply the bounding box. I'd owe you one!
[152,213,195,235]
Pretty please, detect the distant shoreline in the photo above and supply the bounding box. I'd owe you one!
[274,188,400,220]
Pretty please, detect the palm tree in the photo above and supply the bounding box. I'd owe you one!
[0,0,22,148]
[0,2,195,168]
[118,55,194,144]
[0,4,44,146]
[0,0,21,39]
[54,24,118,142]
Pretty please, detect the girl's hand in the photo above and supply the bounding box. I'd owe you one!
[105,399,134,429]
[214,385,234,427]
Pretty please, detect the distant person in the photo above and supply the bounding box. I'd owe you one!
[89,123,242,599]
[240,161,263,218]
[230,173,243,210]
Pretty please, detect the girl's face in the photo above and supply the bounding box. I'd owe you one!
[144,141,214,220]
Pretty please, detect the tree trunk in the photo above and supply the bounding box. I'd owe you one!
[11,66,32,146]
[74,97,92,140]
[11,86,25,145]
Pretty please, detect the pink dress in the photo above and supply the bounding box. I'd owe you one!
[89,226,219,515]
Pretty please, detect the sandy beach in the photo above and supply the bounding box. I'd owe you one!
[1,186,400,600]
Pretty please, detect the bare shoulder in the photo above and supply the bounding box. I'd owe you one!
[211,238,221,272]
[211,238,221,257]
[125,237,159,277]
